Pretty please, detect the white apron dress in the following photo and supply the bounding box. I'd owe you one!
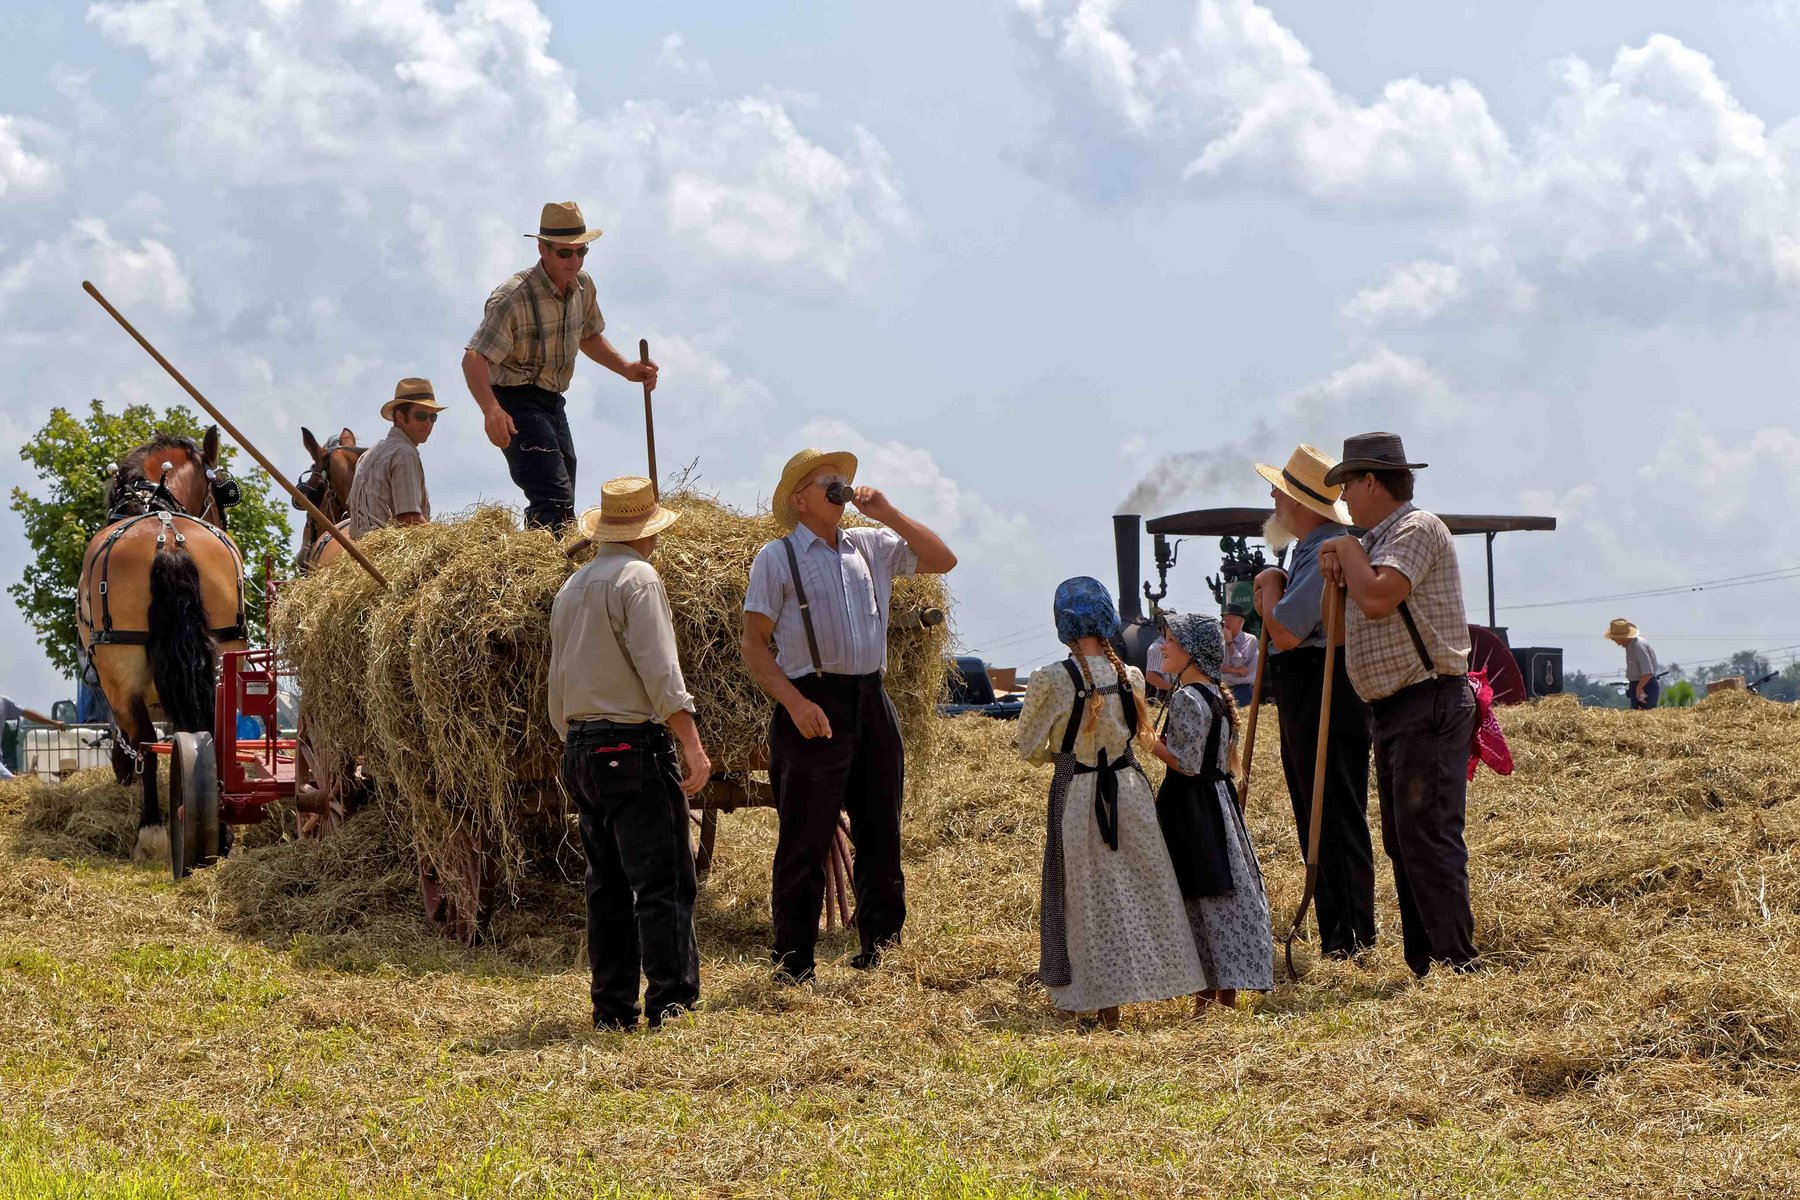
[1015,655,1204,1012]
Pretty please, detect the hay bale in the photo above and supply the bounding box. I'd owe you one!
[270,495,951,910]
[1,766,141,860]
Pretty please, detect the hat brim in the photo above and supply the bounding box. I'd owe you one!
[577,504,681,544]
[1605,626,1640,641]
[1255,462,1352,525]
[524,229,603,245]
[380,397,448,421]
[1321,458,1430,487]
[773,451,859,530]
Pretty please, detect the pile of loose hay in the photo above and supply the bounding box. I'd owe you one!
[268,495,951,913]
[1,766,142,861]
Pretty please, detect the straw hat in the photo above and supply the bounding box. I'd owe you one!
[1254,445,1352,524]
[523,200,603,245]
[772,447,858,530]
[1605,618,1640,642]
[576,476,680,543]
[380,377,447,421]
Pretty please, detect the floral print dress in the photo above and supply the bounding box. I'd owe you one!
[1163,682,1274,992]
[1015,655,1204,1012]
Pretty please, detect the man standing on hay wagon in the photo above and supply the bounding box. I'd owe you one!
[1250,445,1377,961]
[346,378,444,537]
[550,477,712,1031]
[1319,433,1479,978]
[462,201,659,532]
[741,448,959,983]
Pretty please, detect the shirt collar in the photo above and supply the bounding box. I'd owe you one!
[384,425,413,447]
[790,522,846,554]
[529,261,581,300]
[1361,502,1416,546]
[1294,521,1346,554]
[595,542,645,563]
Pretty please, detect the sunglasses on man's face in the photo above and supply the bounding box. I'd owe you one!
[408,410,439,424]
[549,245,589,259]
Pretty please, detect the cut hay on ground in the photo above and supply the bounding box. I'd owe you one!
[7,691,1800,1194]
[268,495,951,911]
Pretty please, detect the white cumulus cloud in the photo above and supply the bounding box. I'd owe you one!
[0,114,62,204]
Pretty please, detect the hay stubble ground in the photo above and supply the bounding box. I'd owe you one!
[4,697,1800,1197]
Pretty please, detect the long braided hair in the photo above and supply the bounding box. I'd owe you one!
[1070,640,1157,753]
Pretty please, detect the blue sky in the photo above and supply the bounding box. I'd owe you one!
[8,1,1800,706]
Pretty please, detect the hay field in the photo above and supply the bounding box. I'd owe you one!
[3,693,1800,1197]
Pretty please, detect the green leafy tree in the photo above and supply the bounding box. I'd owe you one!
[8,400,293,679]
[1659,680,1698,707]
[1562,670,1627,709]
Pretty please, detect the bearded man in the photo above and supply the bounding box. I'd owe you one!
[1250,444,1377,959]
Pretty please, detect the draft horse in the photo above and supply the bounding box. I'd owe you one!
[296,426,361,571]
[76,429,247,861]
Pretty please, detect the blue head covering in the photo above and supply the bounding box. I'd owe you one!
[1165,612,1225,680]
[1053,576,1122,645]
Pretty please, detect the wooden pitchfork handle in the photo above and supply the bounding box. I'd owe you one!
[1236,625,1271,813]
[1284,583,1344,981]
[640,338,658,501]
[81,281,390,590]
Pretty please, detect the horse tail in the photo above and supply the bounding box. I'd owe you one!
[147,544,217,733]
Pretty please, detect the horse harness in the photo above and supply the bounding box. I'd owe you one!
[82,510,248,648]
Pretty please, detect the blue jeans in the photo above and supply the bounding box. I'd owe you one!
[1629,679,1661,710]
[494,384,577,531]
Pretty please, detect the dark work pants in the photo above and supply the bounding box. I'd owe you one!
[493,383,577,531]
[1629,679,1661,710]
[560,723,699,1026]
[1370,674,1479,976]
[1270,647,1377,957]
[769,672,907,977]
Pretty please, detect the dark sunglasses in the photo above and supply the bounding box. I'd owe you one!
[406,410,439,423]
[550,245,589,259]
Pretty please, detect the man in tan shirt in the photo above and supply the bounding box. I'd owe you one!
[549,476,710,1030]
[1319,432,1477,978]
[346,378,443,538]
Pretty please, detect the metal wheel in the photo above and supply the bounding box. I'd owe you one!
[418,825,487,946]
[169,731,219,880]
[293,722,348,839]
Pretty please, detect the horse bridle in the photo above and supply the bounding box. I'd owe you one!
[299,445,364,543]
[108,458,241,528]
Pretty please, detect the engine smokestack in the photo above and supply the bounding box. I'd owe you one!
[1113,514,1143,623]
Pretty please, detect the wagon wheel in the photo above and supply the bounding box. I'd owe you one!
[418,825,488,946]
[168,731,220,880]
[824,813,856,933]
[293,721,348,839]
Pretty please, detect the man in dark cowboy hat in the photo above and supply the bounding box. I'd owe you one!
[462,201,660,531]
[740,448,958,983]
[1250,444,1377,961]
[1319,432,1478,977]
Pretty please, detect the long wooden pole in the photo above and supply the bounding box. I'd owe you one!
[1237,624,1271,813]
[640,338,658,500]
[82,281,389,589]
[1284,583,1343,980]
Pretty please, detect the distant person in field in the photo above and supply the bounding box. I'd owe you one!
[740,448,958,984]
[1251,445,1376,961]
[0,694,65,780]
[463,200,659,532]
[346,378,443,538]
[1014,577,1202,1028]
[1319,432,1477,977]
[1144,617,1172,699]
[549,476,711,1031]
[1218,605,1258,707]
[1606,619,1660,709]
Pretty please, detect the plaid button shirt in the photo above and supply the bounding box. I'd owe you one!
[465,264,605,394]
[1345,503,1471,702]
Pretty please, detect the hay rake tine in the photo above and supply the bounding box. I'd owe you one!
[1239,624,1271,814]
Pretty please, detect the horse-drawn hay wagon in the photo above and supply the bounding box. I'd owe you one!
[269,496,952,945]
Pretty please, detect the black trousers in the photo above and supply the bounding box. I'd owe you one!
[769,672,906,977]
[1270,647,1377,956]
[560,723,699,1026]
[1369,674,1479,976]
[493,383,577,531]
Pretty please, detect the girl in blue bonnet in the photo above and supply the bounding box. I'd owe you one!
[1150,612,1274,1012]
[1014,578,1204,1028]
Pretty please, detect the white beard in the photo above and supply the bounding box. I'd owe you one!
[1262,514,1296,554]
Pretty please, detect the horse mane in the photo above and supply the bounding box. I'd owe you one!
[107,434,205,516]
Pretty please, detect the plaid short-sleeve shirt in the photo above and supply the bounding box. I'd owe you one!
[1344,503,1470,702]
[465,263,605,394]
